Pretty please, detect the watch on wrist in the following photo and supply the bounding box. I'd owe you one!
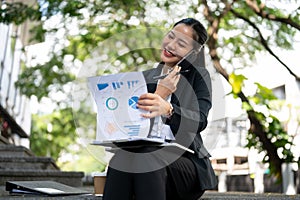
[165,103,174,118]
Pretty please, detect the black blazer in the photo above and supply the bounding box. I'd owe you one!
[142,63,217,190]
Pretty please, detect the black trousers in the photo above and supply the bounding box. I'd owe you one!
[103,155,205,200]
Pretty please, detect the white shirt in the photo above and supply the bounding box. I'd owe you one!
[148,67,175,141]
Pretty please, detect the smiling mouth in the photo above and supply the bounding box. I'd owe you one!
[163,49,177,57]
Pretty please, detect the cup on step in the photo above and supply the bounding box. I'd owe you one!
[92,172,106,196]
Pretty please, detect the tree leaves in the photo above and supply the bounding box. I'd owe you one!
[0,2,41,25]
[229,73,247,95]
[230,72,295,178]
[15,55,75,102]
[30,108,76,160]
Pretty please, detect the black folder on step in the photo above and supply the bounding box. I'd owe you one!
[6,181,90,196]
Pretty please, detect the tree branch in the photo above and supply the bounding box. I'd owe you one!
[202,0,237,80]
[231,9,300,80]
[245,0,300,31]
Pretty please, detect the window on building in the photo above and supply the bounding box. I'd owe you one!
[272,85,285,100]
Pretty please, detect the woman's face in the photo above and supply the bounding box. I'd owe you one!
[161,23,195,67]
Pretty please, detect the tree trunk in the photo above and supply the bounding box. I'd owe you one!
[202,0,283,180]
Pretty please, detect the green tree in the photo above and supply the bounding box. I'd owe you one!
[30,108,76,160]
[1,0,299,179]
[201,0,299,180]
[229,73,295,180]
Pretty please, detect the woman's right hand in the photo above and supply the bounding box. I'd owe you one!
[155,65,181,99]
[137,93,172,118]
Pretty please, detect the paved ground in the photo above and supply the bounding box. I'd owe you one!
[202,191,300,199]
[1,186,300,199]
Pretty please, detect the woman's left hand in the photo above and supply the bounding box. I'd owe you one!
[137,93,171,118]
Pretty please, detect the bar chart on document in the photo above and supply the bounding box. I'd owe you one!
[88,72,150,142]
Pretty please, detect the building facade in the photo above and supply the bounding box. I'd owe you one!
[0,0,38,147]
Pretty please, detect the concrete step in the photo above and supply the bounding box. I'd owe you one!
[1,188,300,199]
[0,169,85,187]
[0,139,86,188]
[0,136,9,145]
[0,144,35,157]
[0,157,59,170]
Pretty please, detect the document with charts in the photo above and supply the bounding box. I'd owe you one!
[88,72,152,143]
[88,71,194,154]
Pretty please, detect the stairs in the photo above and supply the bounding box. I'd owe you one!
[0,136,85,187]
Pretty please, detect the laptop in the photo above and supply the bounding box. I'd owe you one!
[91,137,165,148]
[6,181,90,196]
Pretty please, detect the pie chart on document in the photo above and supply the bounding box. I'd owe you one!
[128,96,139,109]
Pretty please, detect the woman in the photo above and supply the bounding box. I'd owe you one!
[103,18,217,200]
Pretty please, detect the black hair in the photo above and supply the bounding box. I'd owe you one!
[173,18,208,48]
